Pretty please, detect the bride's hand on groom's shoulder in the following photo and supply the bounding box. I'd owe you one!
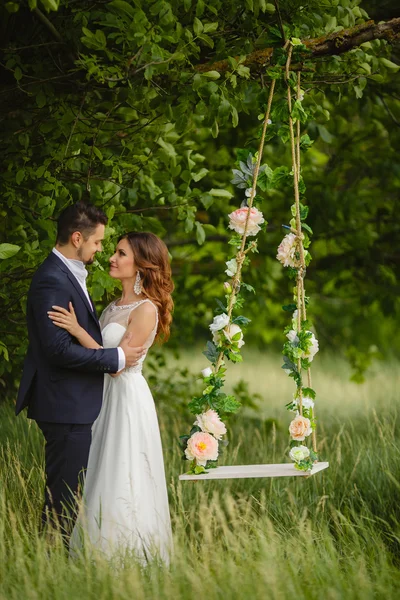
[48,302,82,337]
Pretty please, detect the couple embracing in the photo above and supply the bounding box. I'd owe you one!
[16,201,173,562]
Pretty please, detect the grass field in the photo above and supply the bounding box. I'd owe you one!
[1,351,400,599]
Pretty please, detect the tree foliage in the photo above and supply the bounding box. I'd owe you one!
[0,0,399,397]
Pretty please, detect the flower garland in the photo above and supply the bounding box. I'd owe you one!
[179,81,276,476]
[276,49,319,472]
[180,40,321,475]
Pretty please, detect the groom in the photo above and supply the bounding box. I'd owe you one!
[16,201,143,535]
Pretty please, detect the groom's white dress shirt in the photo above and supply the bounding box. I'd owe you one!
[52,248,125,371]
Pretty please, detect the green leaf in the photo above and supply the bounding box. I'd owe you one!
[291,100,308,124]
[208,188,232,198]
[193,17,203,35]
[93,147,103,160]
[192,168,209,182]
[0,244,21,260]
[203,341,219,363]
[379,58,400,72]
[40,0,60,11]
[16,170,25,185]
[232,315,251,326]
[196,222,206,245]
[14,67,22,82]
[108,0,137,19]
[201,70,220,80]
[5,2,20,13]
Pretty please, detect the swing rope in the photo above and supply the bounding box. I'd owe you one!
[285,46,318,455]
[214,78,276,374]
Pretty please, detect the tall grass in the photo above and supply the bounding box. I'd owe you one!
[1,352,400,599]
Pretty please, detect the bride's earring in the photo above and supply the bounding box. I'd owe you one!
[134,271,142,295]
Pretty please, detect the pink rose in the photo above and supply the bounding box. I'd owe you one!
[276,233,298,268]
[185,431,219,466]
[289,415,312,441]
[195,409,227,440]
[228,207,264,237]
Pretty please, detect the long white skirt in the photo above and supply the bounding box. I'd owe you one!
[70,372,172,563]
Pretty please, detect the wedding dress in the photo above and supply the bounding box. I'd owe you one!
[70,299,172,562]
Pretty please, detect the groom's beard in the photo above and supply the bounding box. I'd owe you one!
[77,247,95,265]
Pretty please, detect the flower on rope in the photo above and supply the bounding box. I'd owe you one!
[286,328,319,362]
[209,313,230,334]
[245,187,254,197]
[304,332,319,362]
[185,431,219,466]
[201,367,213,378]
[225,258,238,277]
[295,395,314,410]
[267,119,272,124]
[213,323,245,349]
[195,409,227,440]
[288,394,315,412]
[228,207,265,237]
[276,233,299,268]
[289,445,310,463]
[289,415,313,441]
[223,282,232,294]
[286,329,299,345]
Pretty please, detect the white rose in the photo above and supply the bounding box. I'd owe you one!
[213,323,245,349]
[289,445,310,463]
[305,332,319,362]
[209,313,230,333]
[195,409,227,440]
[225,258,237,277]
[225,323,245,348]
[294,395,314,410]
[201,367,213,378]
[286,330,299,344]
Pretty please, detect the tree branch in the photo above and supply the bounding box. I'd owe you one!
[195,17,400,73]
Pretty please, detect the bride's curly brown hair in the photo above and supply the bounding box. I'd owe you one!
[120,231,174,343]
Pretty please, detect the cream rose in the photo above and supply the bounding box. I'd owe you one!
[305,332,319,362]
[209,313,230,334]
[286,329,299,344]
[185,431,219,466]
[289,445,310,463]
[289,415,312,441]
[201,367,213,378]
[213,323,245,349]
[195,409,227,440]
[276,233,298,268]
[228,207,265,237]
[225,258,237,277]
[295,395,314,410]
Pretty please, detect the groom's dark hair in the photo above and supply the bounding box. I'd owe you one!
[56,202,108,245]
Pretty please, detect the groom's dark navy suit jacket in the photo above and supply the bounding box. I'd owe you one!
[16,252,119,424]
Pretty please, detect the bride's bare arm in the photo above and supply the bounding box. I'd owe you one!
[123,301,157,347]
[48,303,101,349]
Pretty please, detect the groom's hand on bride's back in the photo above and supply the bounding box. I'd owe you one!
[119,332,145,368]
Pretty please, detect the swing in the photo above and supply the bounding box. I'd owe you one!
[180,43,329,482]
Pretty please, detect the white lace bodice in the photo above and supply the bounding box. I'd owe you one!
[100,299,158,374]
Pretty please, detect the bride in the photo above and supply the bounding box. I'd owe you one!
[48,231,173,562]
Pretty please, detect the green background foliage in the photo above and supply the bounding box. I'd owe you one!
[0,0,399,399]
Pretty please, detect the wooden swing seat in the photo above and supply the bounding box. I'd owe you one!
[179,461,329,480]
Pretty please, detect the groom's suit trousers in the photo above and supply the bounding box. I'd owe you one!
[37,421,92,532]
